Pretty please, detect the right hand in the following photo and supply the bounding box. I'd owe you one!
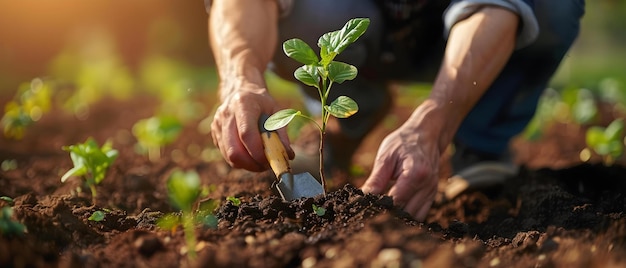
[210,84,294,172]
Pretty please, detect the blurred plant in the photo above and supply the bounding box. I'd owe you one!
[1,159,18,172]
[50,30,134,119]
[132,115,183,162]
[523,86,600,141]
[139,55,208,123]
[88,210,106,222]
[581,119,625,165]
[61,137,119,205]
[0,206,26,237]
[157,169,218,259]
[1,78,52,139]
[264,18,369,190]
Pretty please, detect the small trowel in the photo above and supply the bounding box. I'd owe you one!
[260,117,324,201]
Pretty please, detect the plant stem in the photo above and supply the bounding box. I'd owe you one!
[89,184,97,205]
[183,213,197,259]
[318,130,326,192]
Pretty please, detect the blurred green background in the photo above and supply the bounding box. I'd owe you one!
[0,0,624,96]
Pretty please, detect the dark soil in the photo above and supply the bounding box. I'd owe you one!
[1,95,626,268]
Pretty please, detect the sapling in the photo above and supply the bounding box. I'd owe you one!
[61,137,118,205]
[132,115,182,162]
[264,18,370,191]
[157,169,218,259]
[582,118,625,165]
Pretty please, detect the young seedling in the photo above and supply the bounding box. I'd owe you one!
[226,196,241,207]
[312,204,327,217]
[132,115,182,162]
[61,137,118,205]
[157,169,218,260]
[88,210,106,222]
[582,118,625,165]
[264,18,370,190]
[1,78,52,139]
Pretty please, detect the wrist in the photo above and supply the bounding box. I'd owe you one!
[404,99,459,153]
[218,64,269,101]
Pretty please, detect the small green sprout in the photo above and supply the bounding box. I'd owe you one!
[132,115,182,162]
[88,210,106,222]
[61,137,118,204]
[0,206,26,237]
[226,196,241,207]
[264,18,369,190]
[158,169,219,259]
[1,78,52,139]
[312,204,326,217]
[582,119,624,165]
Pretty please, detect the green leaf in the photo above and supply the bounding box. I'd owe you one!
[157,213,181,231]
[572,89,597,125]
[312,204,326,216]
[608,140,623,158]
[294,65,320,88]
[328,61,357,84]
[283,39,319,65]
[132,116,182,148]
[586,127,606,148]
[0,196,13,203]
[61,137,117,185]
[318,18,370,60]
[326,96,358,118]
[167,169,201,212]
[605,119,624,141]
[0,206,25,236]
[88,210,106,222]
[264,109,301,131]
[226,196,241,207]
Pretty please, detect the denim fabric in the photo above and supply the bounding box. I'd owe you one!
[455,0,585,155]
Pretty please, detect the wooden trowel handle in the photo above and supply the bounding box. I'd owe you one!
[260,118,291,178]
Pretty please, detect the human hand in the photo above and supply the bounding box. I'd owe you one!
[361,125,440,221]
[211,85,294,172]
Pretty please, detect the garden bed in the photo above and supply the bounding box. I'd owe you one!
[1,95,626,268]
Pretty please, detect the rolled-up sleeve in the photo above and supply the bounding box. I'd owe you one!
[204,0,294,18]
[443,0,539,49]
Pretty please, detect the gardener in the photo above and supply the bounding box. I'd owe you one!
[206,0,585,220]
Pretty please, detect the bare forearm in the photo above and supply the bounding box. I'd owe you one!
[209,0,279,101]
[409,7,519,151]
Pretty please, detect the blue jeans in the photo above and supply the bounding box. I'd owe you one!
[272,0,585,157]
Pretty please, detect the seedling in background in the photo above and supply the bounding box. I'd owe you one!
[61,137,118,205]
[132,115,182,162]
[157,169,219,260]
[0,206,26,237]
[1,78,52,139]
[264,18,369,190]
[581,119,625,165]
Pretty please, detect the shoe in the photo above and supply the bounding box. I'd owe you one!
[444,141,518,200]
